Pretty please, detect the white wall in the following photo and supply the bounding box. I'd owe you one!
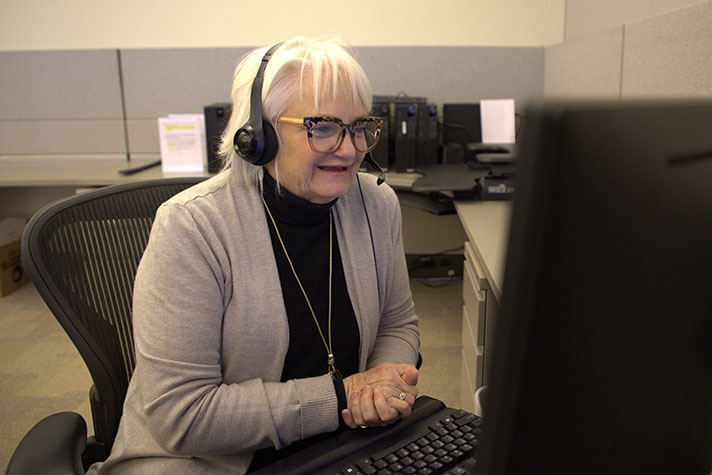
[0,0,565,51]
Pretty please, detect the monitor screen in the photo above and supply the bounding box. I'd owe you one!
[478,101,712,474]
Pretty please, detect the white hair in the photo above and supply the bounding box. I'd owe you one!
[218,36,373,187]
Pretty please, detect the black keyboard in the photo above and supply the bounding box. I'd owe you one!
[253,396,483,475]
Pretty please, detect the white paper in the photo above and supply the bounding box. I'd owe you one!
[480,99,516,144]
[158,114,207,173]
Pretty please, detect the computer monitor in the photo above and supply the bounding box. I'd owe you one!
[479,101,712,474]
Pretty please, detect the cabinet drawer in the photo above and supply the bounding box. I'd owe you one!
[464,241,489,292]
[463,266,487,346]
[460,352,476,413]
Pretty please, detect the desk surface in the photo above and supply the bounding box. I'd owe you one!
[0,157,210,187]
[0,157,422,188]
[454,200,512,302]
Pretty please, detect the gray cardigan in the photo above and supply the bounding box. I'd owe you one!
[90,170,420,474]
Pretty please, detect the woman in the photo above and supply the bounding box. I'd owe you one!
[91,36,420,473]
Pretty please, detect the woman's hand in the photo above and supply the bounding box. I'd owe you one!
[341,363,419,429]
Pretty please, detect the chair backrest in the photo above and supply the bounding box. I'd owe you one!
[21,177,207,456]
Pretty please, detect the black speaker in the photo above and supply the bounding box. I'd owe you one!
[393,103,417,172]
[442,103,481,148]
[415,103,438,168]
[204,103,232,173]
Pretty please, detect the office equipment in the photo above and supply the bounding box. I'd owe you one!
[442,103,482,148]
[253,396,483,475]
[393,103,418,172]
[416,103,439,168]
[7,177,207,473]
[204,102,232,173]
[364,101,391,172]
[479,101,712,474]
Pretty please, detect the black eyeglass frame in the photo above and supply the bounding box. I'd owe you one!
[277,116,384,154]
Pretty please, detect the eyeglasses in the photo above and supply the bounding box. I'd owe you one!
[277,116,383,154]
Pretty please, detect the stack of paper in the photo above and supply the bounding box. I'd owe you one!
[157,114,207,173]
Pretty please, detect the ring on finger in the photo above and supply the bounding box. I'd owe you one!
[359,424,369,429]
[399,391,407,401]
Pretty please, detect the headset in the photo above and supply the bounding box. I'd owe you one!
[233,42,386,185]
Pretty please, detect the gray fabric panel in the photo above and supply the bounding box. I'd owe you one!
[0,50,123,120]
[622,0,712,98]
[544,27,624,99]
[0,120,126,154]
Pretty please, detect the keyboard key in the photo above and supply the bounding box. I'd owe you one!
[461,444,473,453]
[373,459,388,470]
[455,413,475,427]
[413,460,427,469]
[407,443,420,452]
[376,469,392,475]
[431,440,445,449]
[396,448,409,458]
[433,448,447,458]
[451,429,464,438]
[447,467,466,475]
[429,461,443,471]
[441,435,455,444]
[400,456,415,466]
[451,449,464,459]
[403,468,416,475]
[417,437,430,446]
[388,463,404,472]
[423,455,437,463]
[441,455,453,465]
[411,451,425,460]
[444,443,457,452]
[417,468,433,475]
[421,446,435,455]
[358,465,376,475]
[426,432,439,442]
[384,454,399,464]
[454,438,467,446]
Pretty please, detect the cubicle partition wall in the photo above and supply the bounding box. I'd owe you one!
[0,45,544,161]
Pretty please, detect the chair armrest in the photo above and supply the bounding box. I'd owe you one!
[6,412,87,475]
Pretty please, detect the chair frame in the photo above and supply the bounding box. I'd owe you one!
[10,176,206,473]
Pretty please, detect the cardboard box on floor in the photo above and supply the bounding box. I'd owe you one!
[1,218,30,296]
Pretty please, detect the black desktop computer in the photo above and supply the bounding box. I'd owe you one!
[415,103,439,168]
[393,103,418,172]
[204,102,231,173]
[363,102,390,172]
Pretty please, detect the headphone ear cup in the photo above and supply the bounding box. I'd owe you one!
[252,120,279,166]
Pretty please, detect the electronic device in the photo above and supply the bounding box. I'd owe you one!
[416,103,439,168]
[442,103,482,148]
[233,42,284,165]
[393,103,417,172]
[204,102,231,173]
[480,100,712,474]
[252,396,483,474]
[363,101,390,172]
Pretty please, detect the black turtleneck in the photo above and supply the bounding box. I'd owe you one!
[249,173,359,471]
[261,172,359,384]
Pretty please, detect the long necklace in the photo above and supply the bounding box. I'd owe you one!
[261,194,341,378]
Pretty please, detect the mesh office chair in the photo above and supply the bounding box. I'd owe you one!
[7,177,207,474]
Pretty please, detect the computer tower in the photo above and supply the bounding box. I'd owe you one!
[363,102,390,172]
[204,102,232,173]
[442,103,481,148]
[415,104,438,168]
[393,103,417,172]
